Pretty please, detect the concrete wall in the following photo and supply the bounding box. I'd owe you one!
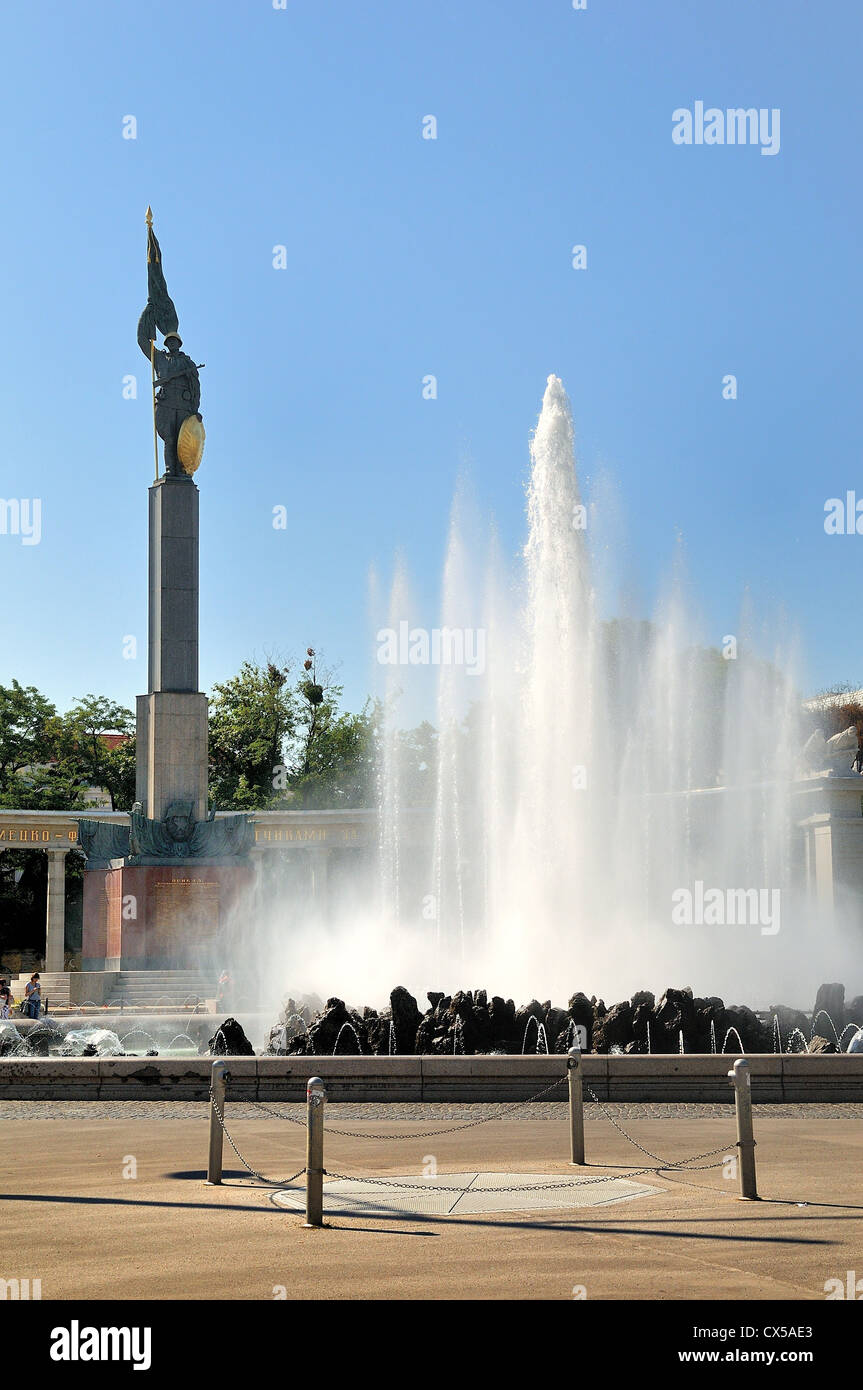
[1,1054,862,1102]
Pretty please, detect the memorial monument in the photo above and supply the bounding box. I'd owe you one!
[78,211,255,970]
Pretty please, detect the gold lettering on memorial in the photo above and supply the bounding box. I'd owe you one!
[0,824,78,843]
[152,878,221,951]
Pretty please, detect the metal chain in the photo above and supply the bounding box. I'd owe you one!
[209,1092,306,1187]
[320,1164,668,1197]
[250,1073,569,1140]
[581,1082,733,1170]
[214,1075,733,1191]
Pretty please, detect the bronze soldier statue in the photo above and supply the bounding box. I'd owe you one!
[137,210,204,478]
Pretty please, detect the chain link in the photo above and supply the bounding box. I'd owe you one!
[319,1164,668,1198]
[249,1074,570,1140]
[581,1081,733,1170]
[209,1092,306,1187]
[212,1072,735,1196]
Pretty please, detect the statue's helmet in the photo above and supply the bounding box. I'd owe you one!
[164,331,182,347]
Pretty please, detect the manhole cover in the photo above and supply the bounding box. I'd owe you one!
[271,1172,663,1216]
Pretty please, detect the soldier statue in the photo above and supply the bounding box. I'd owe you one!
[136,209,205,478]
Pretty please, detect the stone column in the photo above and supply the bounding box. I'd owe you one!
[45,848,69,973]
[251,846,266,917]
[308,847,331,919]
[135,476,208,822]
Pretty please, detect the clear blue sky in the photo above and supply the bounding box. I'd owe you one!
[0,0,860,719]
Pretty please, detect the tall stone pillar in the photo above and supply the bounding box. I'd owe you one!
[135,477,208,821]
[309,847,330,919]
[45,848,69,972]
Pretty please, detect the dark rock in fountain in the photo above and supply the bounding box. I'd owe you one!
[813,983,845,1032]
[514,999,545,1035]
[208,1017,255,1056]
[414,1015,437,1053]
[592,1000,633,1053]
[489,996,516,1043]
[770,1004,810,1042]
[653,988,697,1053]
[299,998,369,1055]
[545,1007,571,1050]
[82,1044,98,1057]
[719,1004,772,1053]
[390,986,421,1054]
[630,990,655,1047]
[568,993,594,1033]
[307,997,350,1053]
[267,979,863,1058]
[364,1010,390,1056]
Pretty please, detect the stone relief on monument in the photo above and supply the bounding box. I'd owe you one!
[76,804,254,869]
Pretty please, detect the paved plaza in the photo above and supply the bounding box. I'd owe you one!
[3,1103,861,1301]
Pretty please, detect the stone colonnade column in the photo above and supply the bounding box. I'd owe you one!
[308,847,331,918]
[45,847,69,973]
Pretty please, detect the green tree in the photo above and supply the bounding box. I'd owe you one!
[0,681,58,792]
[57,696,135,811]
[208,660,295,809]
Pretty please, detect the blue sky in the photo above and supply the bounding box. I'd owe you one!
[0,0,860,720]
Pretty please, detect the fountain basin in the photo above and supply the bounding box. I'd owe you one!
[1,1054,862,1102]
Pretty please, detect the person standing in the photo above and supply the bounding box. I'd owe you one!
[24,973,41,1020]
[0,980,11,1020]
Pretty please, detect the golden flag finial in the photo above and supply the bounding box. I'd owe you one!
[145,205,153,226]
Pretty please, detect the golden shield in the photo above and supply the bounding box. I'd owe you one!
[177,414,205,475]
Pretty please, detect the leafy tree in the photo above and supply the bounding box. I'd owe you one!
[0,681,59,790]
[208,660,295,809]
[57,696,135,811]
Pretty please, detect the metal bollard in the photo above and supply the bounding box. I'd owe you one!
[727,1058,758,1200]
[305,1077,326,1227]
[568,1046,585,1165]
[207,1060,230,1185]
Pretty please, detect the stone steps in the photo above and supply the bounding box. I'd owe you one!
[10,972,71,1006]
[104,972,216,1008]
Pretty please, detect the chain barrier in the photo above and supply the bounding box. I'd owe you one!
[581,1081,732,1171]
[318,1165,665,1197]
[210,1065,736,1198]
[248,1073,569,1140]
[209,1092,306,1187]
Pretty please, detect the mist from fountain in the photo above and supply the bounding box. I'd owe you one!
[241,374,861,1014]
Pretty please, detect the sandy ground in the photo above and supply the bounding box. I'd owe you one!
[2,1103,862,1301]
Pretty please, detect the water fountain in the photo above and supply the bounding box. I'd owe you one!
[332,1022,364,1055]
[810,1011,842,1048]
[364,374,827,1009]
[238,373,863,1023]
[521,1016,549,1055]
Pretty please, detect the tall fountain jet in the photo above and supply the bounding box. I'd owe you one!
[370,374,804,1004]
